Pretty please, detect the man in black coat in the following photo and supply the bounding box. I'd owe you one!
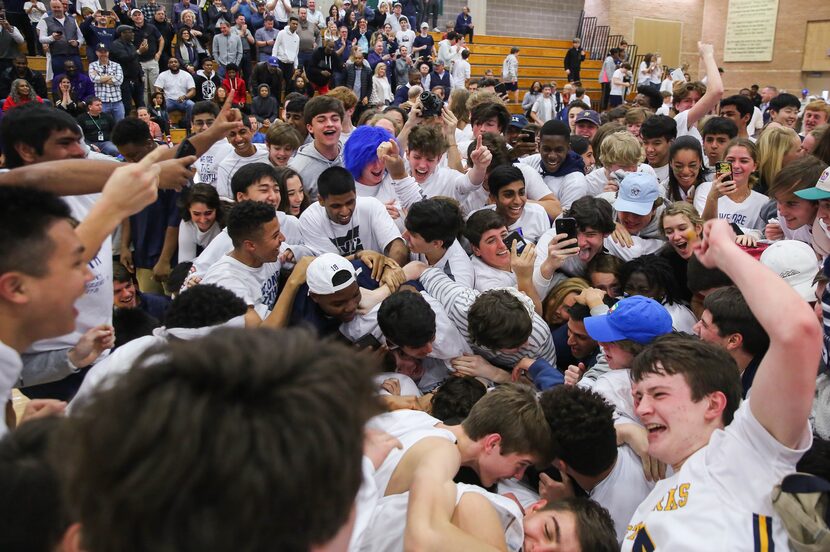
[305,40,343,94]
[249,57,284,101]
[109,24,145,115]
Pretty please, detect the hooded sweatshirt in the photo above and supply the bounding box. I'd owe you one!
[251,84,279,121]
[288,141,344,200]
[521,151,588,209]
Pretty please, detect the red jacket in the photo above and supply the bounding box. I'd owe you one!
[222,76,247,105]
[2,95,43,112]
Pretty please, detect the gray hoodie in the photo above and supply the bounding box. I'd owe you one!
[288,141,343,200]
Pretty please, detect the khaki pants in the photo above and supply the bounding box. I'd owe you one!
[136,267,167,296]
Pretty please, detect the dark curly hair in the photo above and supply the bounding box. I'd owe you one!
[619,254,682,305]
[164,284,248,329]
[540,385,617,476]
[431,377,487,425]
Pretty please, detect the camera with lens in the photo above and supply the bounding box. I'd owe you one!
[419,90,443,118]
[623,75,632,84]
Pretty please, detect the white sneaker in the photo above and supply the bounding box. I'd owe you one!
[433,27,440,32]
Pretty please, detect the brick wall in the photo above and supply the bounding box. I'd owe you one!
[583,0,830,95]
[437,0,584,39]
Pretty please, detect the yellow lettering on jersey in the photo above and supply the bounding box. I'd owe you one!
[626,522,645,540]
[677,483,690,508]
[665,488,678,510]
[651,482,692,512]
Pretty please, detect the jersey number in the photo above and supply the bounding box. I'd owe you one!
[632,526,655,552]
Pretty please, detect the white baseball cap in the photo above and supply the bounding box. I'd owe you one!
[759,240,819,302]
[306,253,357,295]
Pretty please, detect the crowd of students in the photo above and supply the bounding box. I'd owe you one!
[1,1,830,549]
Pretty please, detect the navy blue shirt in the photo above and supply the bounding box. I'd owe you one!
[138,291,171,322]
[129,189,180,269]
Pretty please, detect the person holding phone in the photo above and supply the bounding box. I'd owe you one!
[695,139,768,240]
[38,0,83,78]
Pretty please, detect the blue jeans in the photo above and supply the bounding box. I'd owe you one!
[92,140,120,157]
[166,98,195,127]
[102,101,125,122]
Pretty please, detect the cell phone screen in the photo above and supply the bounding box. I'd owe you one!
[716,161,733,181]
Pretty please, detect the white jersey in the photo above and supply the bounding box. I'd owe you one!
[214,144,270,199]
[622,401,812,551]
[591,445,655,543]
[193,140,234,187]
[358,482,524,552]
[693,182,769,232]
[200,254,281,318]
[299,196,402,257]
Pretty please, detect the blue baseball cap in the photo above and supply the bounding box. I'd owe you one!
[510,114,529,129]
[614,172,660,216]
[583,296,673,345]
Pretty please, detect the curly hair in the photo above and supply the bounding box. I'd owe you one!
[164,284,247,329]
[540,385,616,476]
[619,254,682,305]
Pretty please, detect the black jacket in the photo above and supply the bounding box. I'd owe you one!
[344,62,372,101]
[110,38,143,80]
[305,46,343,87]
[249,62,283,99]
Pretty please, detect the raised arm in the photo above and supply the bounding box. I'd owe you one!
[681,42,723,131]
[694,219,821,447]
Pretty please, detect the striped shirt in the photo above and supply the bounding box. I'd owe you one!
[420,268,557,369]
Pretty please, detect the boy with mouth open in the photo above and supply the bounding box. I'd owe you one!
[520,119,589,210]
[288,94,344,200]
[621,219,820,550]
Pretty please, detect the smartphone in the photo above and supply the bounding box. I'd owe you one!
[354,333,382,351]
[715,161,733,181]
[555,217,578,242]
[519,129,535,143]
[730,222,744,236]
[504,230,526,254]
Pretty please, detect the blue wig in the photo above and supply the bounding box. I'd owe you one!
[343,125,395,180]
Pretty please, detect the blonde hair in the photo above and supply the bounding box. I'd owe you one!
[804,100,830,119]
[757,125,799,190]
[599,131,642,167]
[367,113,402,135]
[466,90,504,111]
[659,202,703,237]
[407,85,423,101]
[624,107,651,125]
[542,278,590,326]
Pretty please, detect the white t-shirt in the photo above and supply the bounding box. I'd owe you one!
[693,182,769,232]
[521,154,589,209]
[477,202,550,244]
[178,220,222,263]
[665,301,698,334]
[451,58,470,89]
[621,401,812,551]
[390,166,480,211]
[603,233,665,261]
[593,368,638,423]
[471,255,516,293]
[154,70,195,101]
[591,445,655,543]
[214,143,270,199]
[652,163,670,184]
[194,140,234,187]
[412,240,475,289]
[611,68,627,96]
[29,195,113,353]
[200,254,281,318]
[355,174,404,232]
[674,109,703,144]
[0,341,23,438]
[299,196,402,257]
[585,164,658,197]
